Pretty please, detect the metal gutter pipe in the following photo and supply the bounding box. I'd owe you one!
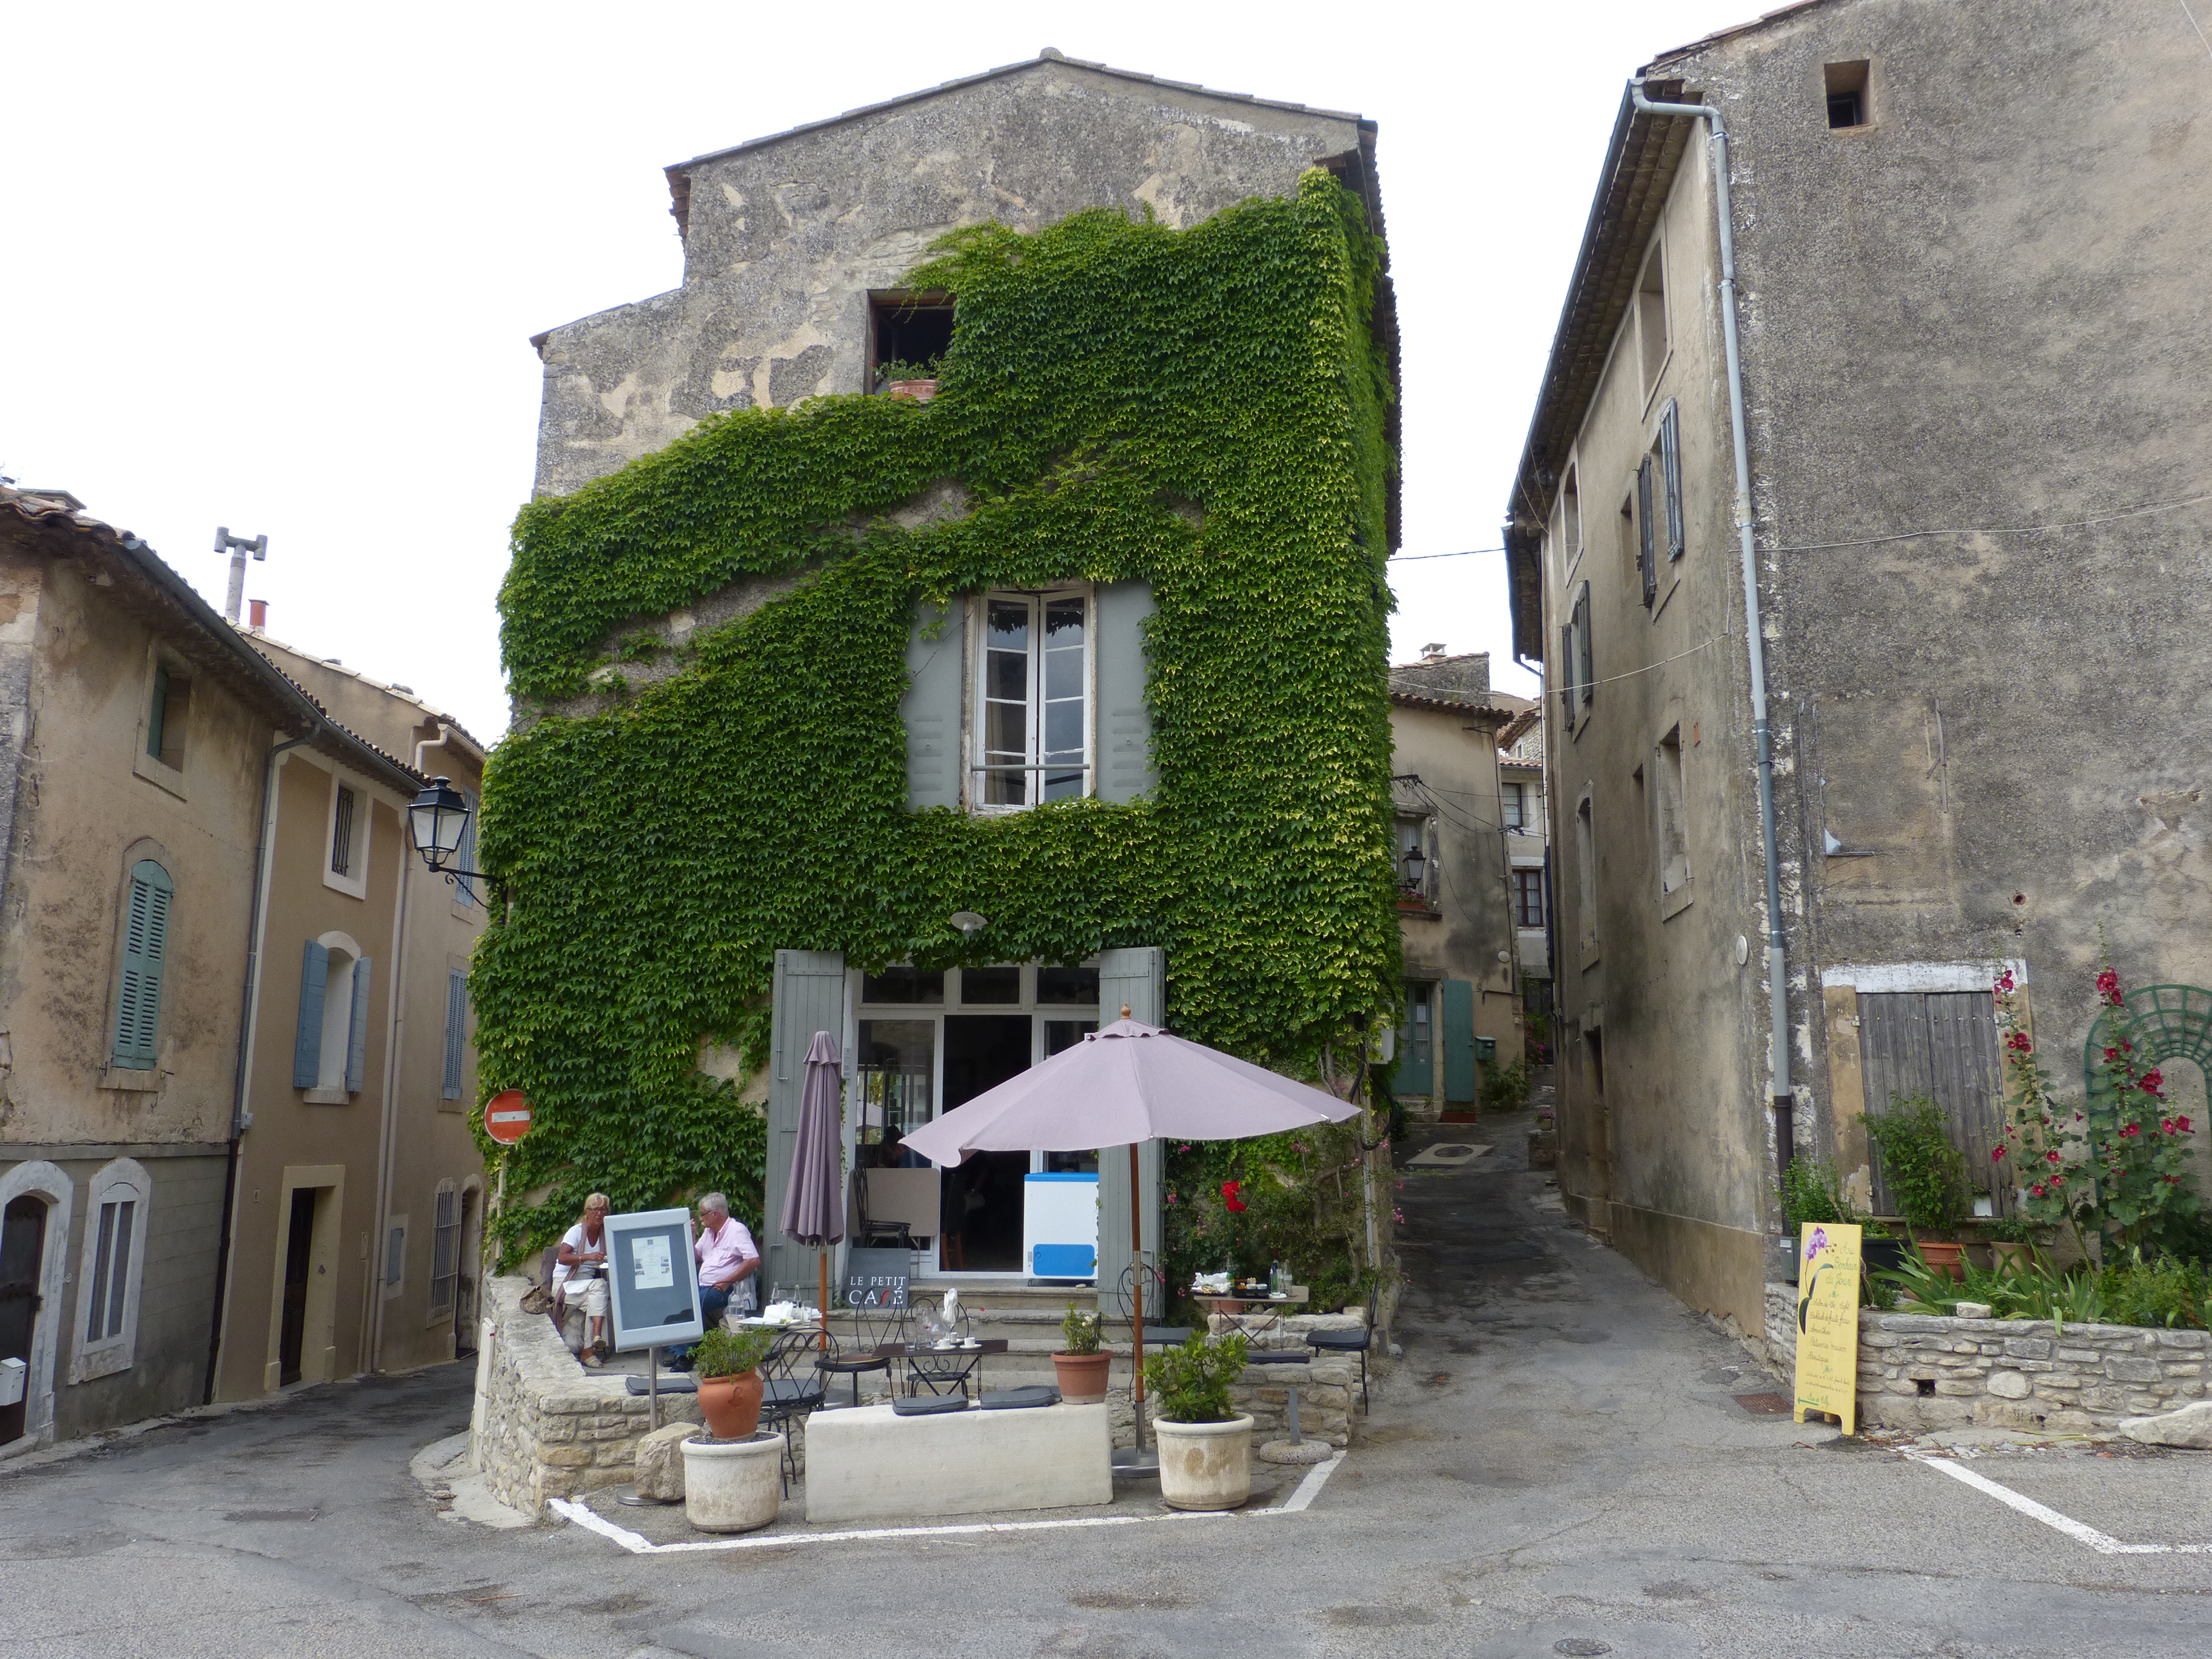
[1628,79,1796,1185]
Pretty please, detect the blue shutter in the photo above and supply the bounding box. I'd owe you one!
[293,941,328,1087]
[1637,457,1657,608]
[1393,986,1434,1096]
[902,599,963,811]
[344,957,372,1093]
[1094,581,1157,803]
[1574,583,1594,709]
[442,969,467,1099]
[112,861,173,1068]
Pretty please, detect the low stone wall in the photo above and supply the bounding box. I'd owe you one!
[1213,1310,1370,1449]
[472,1276,699,1518]
[1761,1282,2208,1434]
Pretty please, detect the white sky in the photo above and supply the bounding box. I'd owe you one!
[4,0,1752,741]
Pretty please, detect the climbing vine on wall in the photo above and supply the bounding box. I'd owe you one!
[476,172,1400,1265]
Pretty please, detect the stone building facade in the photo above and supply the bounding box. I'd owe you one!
[1503,0,2212,1329]
[1386,651,1521,1115]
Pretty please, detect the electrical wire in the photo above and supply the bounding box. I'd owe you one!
[1768,489,2212,555]
[1387,546,1504,563]
[2183,0,2212,62]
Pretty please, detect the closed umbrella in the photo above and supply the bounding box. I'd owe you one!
[902,1011,1359,1441]
[782,1030,846,1348]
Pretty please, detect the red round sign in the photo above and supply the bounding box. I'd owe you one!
[484,1089,533,1145]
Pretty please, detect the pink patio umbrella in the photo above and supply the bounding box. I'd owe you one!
[782,1030,846,1349]
[901,1011,1359,1437]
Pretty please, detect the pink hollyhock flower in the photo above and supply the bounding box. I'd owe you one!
[2046,1149,2063,1163]
[2180,1116,2195,1133]
[2006,1032,2033,1053]
[2120,1124,2142,1138]
[1992,1145,2008,1161]
[2142,1069,2164,1094]
[2098,968,2122,1005]
[1996,970,2016,993]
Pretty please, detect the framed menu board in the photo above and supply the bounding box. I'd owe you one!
[606,1207,704,1352]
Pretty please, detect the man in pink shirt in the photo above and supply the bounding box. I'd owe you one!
[669,1191,759,1370]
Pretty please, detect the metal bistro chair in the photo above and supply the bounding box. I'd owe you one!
[1297,1283,1379,1413]
[815,1293,901,1409]
[900,1295,986,1398]
[758,1325,827,1496]
[1113,1259,1194,1350]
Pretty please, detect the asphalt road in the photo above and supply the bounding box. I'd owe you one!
[5,1113,2210,1658]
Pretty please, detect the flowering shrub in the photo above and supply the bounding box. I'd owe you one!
[1997,957,2202,1255]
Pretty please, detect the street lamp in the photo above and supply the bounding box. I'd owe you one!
[1401,842,1427,890]
[408,776,486,885]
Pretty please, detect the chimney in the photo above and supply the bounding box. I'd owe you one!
[247,598,267,631]
[1421,642,1448,663]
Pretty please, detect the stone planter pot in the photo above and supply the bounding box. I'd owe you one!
[696,1369,765,1439]
[880,377,938,402]
[1052,1350,1111,1404]
[1153,1414,1253,1512]
[682,1432,783,1533]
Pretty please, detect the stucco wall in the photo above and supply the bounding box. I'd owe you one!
[534,56,1368,499]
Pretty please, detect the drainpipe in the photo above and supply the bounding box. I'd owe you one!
[1627,79,1795,1190]
[203,726,320,1404]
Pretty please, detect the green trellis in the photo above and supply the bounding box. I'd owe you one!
[2083,984,2212,1107]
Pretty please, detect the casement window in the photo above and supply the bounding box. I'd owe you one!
[1558,463,1582,580]
[1637,455,1658,609]
[1396,815,1438,905]
[323,774,370,899]
[72,1159,150,1381]
[1515,867,1547,929]
[1575,793,1598,954]
[1637,404,1686,615]
[1558,625,1576,720]
[295,937,372,1102]
[979,592,1089,806]
[1637,241,1670,399]
[1501,781,1524,831]
[442,969,469,1101]
[1658,401,1684,561]
[901,582,1155,813]
[145,666,189,770]
[111,861,173,1070]
[1393,982,1436,1097]
[429,1182,459,1319]
[1573,583,1593,714]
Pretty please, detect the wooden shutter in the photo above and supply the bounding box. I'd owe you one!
[344,957,373,1093]
[442,969,467,1099]
[1637,456,1657,608]
[1441,980,1476,1104]
[293,941,328,1087]
[454,791,478,908]
[902,598,964,811]
[146,668,168,760]
[1574,583,1594,708]
[1096,947,1164,1310]
[1392,985,1433,1096]
[1856,990,2008,1216]
[1558,625,1576,721]
[765,950,846,1293]
[1659,401,1684,558]
[1095,581,1158,803]
[430,1187,458,1315]
[112,861,173,1068]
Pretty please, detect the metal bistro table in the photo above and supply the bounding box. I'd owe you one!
[1187,1284,1310,1338]
[872,1338,1010,1398]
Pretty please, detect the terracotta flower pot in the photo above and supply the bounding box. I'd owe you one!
[882,378,937,403]
[1051,1350,1111,1404]
[1917,1241,1968,1282]
[1990,1240,2033,1269]
[696,1368,765,1439]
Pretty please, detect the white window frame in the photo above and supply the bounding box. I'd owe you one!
[70,1159,150,1383]
[322,769,370,900]
[968,587,1093,813]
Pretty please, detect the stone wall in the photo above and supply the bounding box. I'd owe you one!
[1760,1283,2208,1434]
[472,1276,699,1518]
[1213,1310,1371,1449]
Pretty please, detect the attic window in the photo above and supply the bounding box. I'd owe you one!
[870,291,955,389]
[1826,61,1870,129]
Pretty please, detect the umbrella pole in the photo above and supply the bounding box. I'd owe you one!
[1130,1141,1146,1451]
[818,1250,830,1355]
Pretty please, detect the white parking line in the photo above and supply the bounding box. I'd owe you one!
[1908,1452,2212,1556]
[551,1452,1346,1556]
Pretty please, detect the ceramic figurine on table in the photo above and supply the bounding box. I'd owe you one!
[940,1287,962,1336]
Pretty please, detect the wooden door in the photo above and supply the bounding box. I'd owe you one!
[278,1188,316,1387]
[0,1195,45,1444]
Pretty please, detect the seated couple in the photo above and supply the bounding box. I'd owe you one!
[553,1191,759,1369]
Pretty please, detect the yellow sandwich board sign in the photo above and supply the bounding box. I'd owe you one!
[1792,1222,1862,1429]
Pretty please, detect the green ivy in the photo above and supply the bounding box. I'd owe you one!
[476,172,1399,1265]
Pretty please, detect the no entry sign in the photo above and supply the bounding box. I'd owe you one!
[484,1090,533,1146]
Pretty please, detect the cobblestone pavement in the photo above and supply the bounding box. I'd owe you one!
[4,1114,2211,1657]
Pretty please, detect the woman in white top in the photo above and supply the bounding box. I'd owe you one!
[554,1193,612,1365]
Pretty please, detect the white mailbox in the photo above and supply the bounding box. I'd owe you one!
[0,1355,25,1408]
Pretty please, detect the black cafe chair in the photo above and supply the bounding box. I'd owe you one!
[758,1326,827,1495]
[814,1295,900,1408]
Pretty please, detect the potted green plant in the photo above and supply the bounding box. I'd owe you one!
[874,357,942,400]
[1865,1094,1974,1279]
[689,1324,774,1439]
[1053,1302,1110,1403]
[1986,1208,2039,1269]
[1778,1155,1860,1281]
[1143,1331,1252,1511]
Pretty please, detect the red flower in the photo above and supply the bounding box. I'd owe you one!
[2046,1149,2062,1163]
[2120,1123,2142,1138]
[2098,968,2123,1006]
[2168,1175,2185,1185]
[2053,1175,2066,1187]
[2163,1119,2177,1136]
[2142,1069,2164,1095]
[2031,1182,2048,1198]
[1221,1180,1247,1214]
[1996,970,2016,993]
[1992,1145,2008,1161]
[2006,1032,2033,1053]
[2104,1048,2120,1062]
[2180,1116,2195,1133]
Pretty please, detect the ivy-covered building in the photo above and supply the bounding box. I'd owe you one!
[484,53,1401,1301]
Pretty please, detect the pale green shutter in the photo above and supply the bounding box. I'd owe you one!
[1094,581,1157,802]
[1441,979,1476,1105]
[454,791,480,908]
[442,969,467,1099]
[112,862,173,1068]
[344,957,373,1093]
[902,599,963,811]
[1096,947,1165,1307]
[764,950,845,1293]
[1393,985,1433,1096]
